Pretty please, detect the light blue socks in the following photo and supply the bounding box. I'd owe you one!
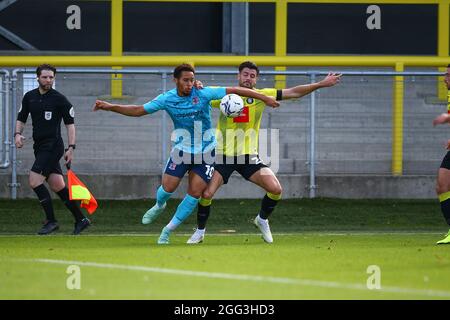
[166,194,200,231]
[156,185,173,207]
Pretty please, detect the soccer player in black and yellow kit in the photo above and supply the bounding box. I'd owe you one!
[187,61,341,244]
[432,64,450,244]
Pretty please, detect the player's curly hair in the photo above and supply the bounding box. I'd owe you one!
[173,63,195,79]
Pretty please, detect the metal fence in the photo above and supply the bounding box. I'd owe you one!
[0,70,10,170]
[0,68,447,199]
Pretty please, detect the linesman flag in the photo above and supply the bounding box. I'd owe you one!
[66,163,98,214]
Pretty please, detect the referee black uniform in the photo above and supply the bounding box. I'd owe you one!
[18,88,73,177]
[17,85,90,235]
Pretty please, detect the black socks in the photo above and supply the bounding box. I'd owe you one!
[440,198,450,226]
[259,194,280,219]
[57,187,85,222]
[197,203,211,230]
[33,184,56,222]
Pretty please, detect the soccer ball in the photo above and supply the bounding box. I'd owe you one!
[220,94,244,118]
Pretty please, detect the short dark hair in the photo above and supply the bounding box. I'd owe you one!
[173,63,195,79]
[239,61,259,75]
[36,64,56,77]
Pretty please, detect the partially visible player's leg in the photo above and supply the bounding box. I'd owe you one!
[198,171,224,228]
[142,155,185,225]
[158,171,208,244]
[247,167,282,243]
[187,170,225,244]
[29,171,59,234]
[29,171,47,192]
[436,159,450,244]
[249,167,282,218]
[158,174,180,203]
[142,174,181,225]
[30,150,60,234]
[47,172,65,191]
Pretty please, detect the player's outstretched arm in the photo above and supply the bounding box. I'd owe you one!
[93,100,147,117]
[226,87,280,108]
[433,113,450,126]
[282,72,342,100]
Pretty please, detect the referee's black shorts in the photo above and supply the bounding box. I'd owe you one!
[215,154,268,184]
[31,138,64,178]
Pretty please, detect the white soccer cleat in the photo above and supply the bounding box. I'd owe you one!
[253,216,273,243]
[187,228,205,244]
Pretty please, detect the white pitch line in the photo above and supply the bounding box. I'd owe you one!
[0,231,443,237]
[28,258,450,298]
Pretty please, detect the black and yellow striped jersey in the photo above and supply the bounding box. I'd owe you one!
[211,88,277,156]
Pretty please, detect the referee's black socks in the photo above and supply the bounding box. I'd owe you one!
[259,192,282,219]
[33,184,57,223]
[57,187,85,222]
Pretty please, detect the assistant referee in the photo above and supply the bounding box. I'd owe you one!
[14,64,90,235]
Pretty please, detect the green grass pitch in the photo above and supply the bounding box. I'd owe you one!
[0,198,449,300]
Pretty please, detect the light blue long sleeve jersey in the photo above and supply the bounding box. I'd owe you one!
[143,86,227,154]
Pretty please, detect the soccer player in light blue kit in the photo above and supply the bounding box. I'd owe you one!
[93,64,279,244]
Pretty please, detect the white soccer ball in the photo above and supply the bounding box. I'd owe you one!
[220,94,244,118]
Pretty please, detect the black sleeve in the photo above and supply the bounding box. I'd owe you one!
[276,89,283,101]
[17,93,30,123]
[61,96,75,125]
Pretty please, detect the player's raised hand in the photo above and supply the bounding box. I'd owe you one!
[93,100,113,112]
[433,113,449,126]
[320,72,342,87]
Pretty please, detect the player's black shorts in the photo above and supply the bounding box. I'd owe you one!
[440,151,450,170]
[215,154,268,184]
[31,138,64,178]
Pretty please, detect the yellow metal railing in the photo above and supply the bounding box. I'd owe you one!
[111,0,123,98]
[274,0,287,89]
[1,55,448,67]
[438,1,450,100]
[393,62,404,176]
[1,0,449,176]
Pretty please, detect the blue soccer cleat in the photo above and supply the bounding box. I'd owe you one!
[142,203,166,225]
[157,227,171,244]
